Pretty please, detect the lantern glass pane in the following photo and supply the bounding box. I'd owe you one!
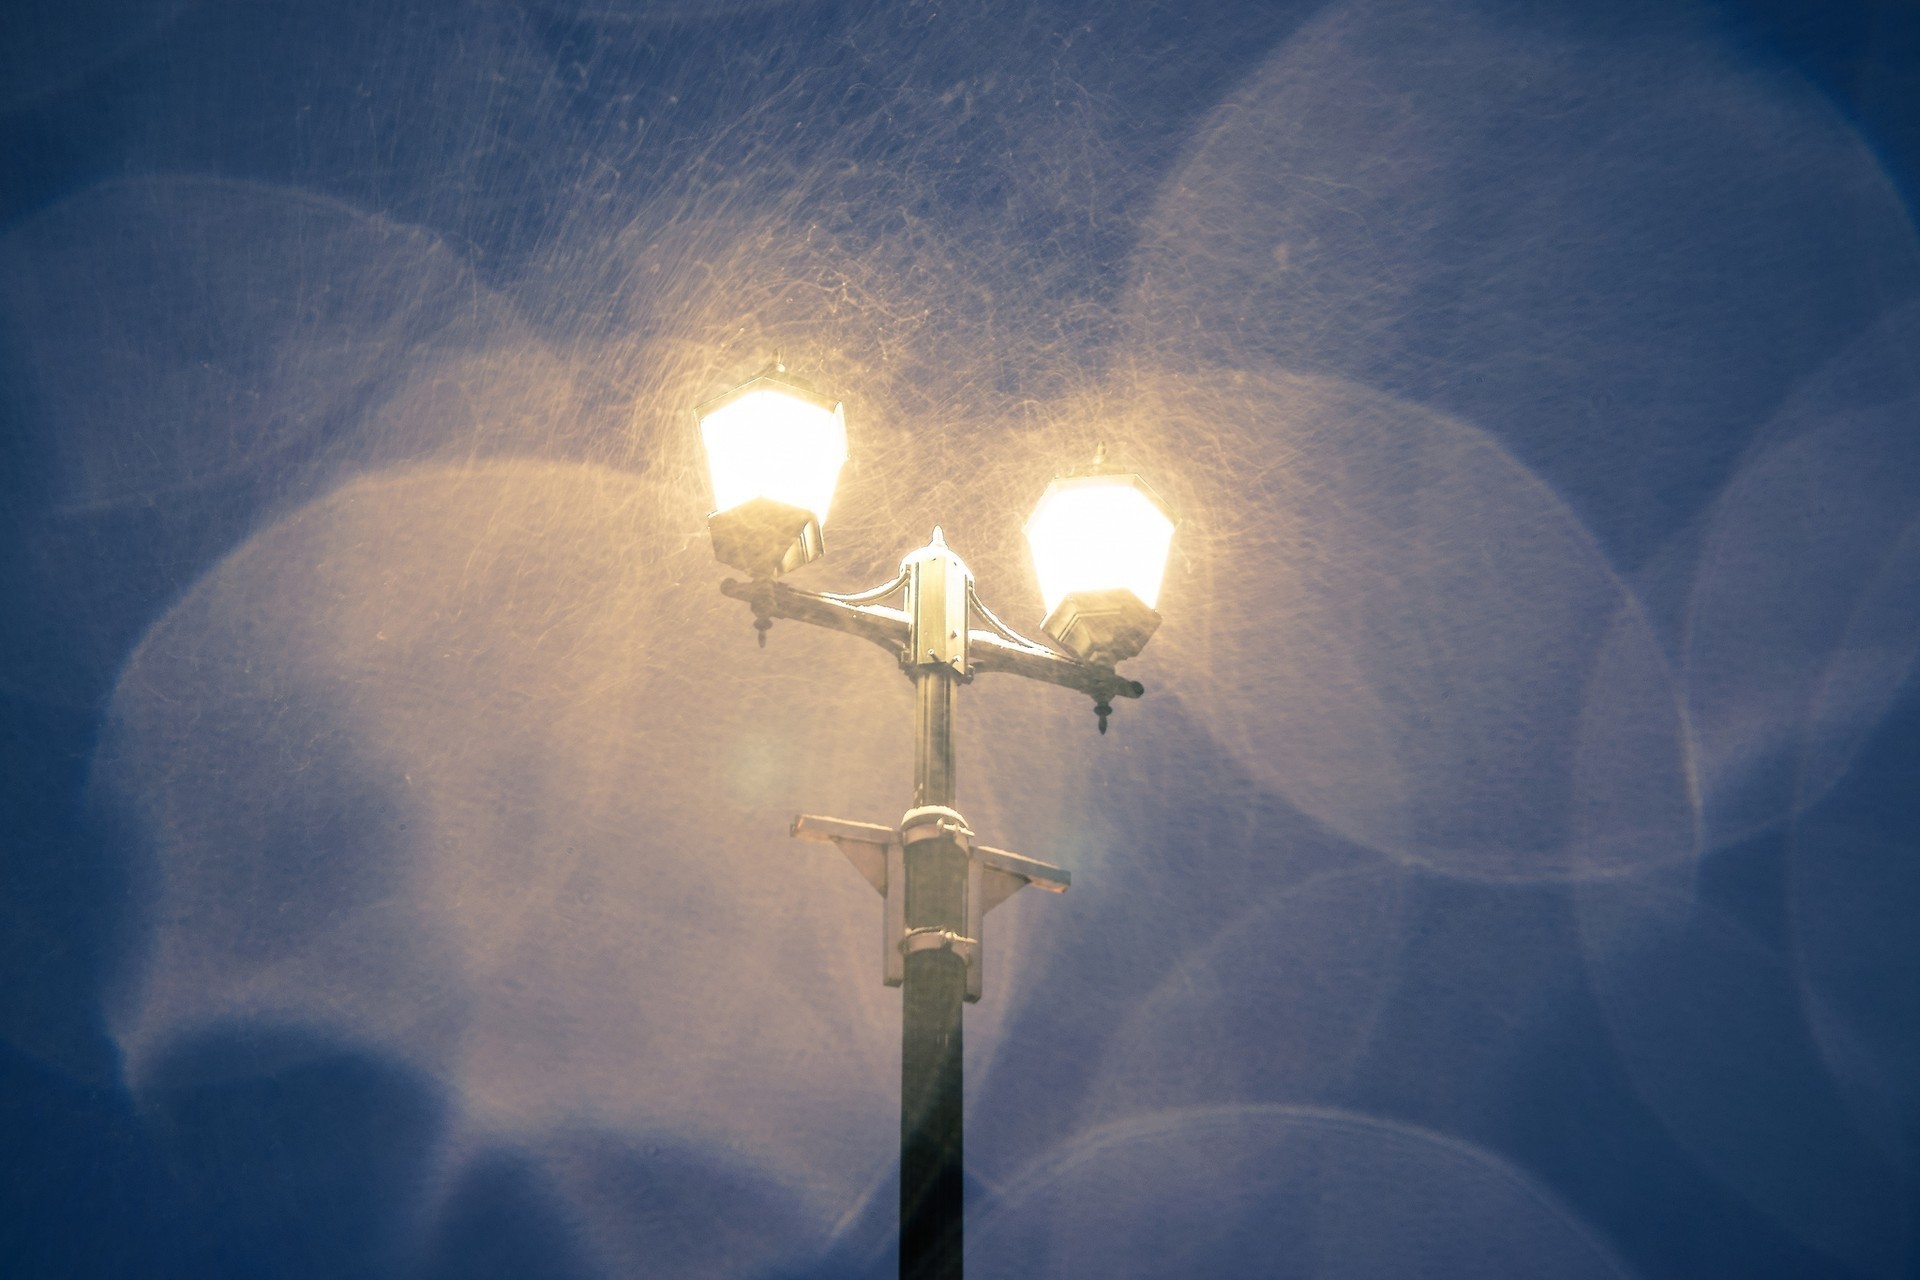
[699,387,848,526]
[1025,475,1175,614]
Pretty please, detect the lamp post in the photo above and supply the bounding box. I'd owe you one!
[695,364,1175,1280]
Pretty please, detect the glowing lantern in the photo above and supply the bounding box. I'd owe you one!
[697,367,847,577]
[1024,464,1175,666]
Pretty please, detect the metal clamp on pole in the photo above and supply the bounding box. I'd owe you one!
[900,806,973,848]
[794,807,1070,1003]
[901,927,979,962]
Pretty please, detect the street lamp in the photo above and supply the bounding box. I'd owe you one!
[695,366,847,583]
[696,364,1175,1280]
[1026,451,1175,668]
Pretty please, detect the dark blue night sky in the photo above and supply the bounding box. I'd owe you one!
[3,1,1918,1277]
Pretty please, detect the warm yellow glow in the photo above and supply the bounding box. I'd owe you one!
[1025,474,1176,614]
[699,384,848,525]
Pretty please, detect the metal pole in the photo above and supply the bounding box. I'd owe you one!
[912,664,958,810]
[901,664,965,1280]
[901,531,967,1280]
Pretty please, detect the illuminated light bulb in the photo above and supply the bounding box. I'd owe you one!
[696,369,847,578]
[700,382,847,525]
[1026,473,1175,613]
[1025,468,1175,666]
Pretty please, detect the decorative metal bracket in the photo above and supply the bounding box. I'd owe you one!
[791,807,1070,1002]
[719,530,1144,730]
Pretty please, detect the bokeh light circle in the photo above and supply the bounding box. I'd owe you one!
[970,1104,1629,1279]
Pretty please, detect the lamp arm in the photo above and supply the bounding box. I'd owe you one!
[965,580,1145,704]
[966,630,1144,703]
[720,576,911,660]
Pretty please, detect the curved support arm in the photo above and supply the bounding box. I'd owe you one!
[820,569,911,608]
[963,579,1146,719]
[966,583,1056,659]
[967,630,1144,703]
[720,577,910,660]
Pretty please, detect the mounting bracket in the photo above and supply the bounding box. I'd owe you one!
[790,806,1070,1002]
